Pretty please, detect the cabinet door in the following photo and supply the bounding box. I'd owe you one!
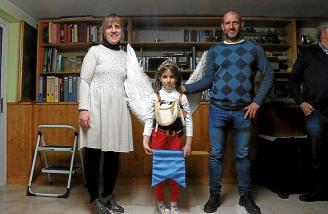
[7,103,33,184]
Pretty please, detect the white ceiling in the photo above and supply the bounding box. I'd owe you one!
[7,0,328,20]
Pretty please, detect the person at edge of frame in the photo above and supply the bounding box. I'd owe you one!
[289,20,328,202]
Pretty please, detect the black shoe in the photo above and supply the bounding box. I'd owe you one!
[299,191,328,202]
[204,192,221,213]
[239,193,261,214]
[104,195,124,213]
[93,199,111,214]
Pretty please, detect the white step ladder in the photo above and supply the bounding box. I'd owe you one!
[27,125,84,198]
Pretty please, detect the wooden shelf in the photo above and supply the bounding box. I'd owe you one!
[40,71,80,75]
[131,16,221,27]
[243,18,291,27]
[131,41,215,49]
[41,16,102,23]
[42,42,94,50]
[261,43,290,51]
[33,101,79,104]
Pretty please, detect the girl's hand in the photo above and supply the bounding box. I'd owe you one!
[183,136,192,157]
[143,136,153,155]
[182,136,192,157]
[183,143,191,157]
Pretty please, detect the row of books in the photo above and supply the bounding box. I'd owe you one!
[44,22,103,44]
[38,76,80,102]
[43,48,83,73]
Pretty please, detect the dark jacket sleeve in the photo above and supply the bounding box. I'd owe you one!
[185,47,216,94]
[288,50,305,105]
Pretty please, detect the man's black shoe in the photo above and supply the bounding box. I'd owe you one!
[299,191,328,202]
[239,193,261,214]
[204,192,220,213]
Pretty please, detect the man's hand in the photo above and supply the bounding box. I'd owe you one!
[244,102,260,119]
[79,110,90,128]
[300,102,314,116]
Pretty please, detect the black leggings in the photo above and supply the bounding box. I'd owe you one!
[84,147,120,202]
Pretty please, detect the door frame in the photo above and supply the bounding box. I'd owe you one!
[0,19,8,185]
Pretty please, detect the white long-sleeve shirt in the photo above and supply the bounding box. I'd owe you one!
[143,87,193,137]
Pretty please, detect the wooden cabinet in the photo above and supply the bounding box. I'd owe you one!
[8,102,223,184]
[7,103,79,184]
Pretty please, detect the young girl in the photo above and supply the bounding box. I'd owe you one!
[143,59,193,214]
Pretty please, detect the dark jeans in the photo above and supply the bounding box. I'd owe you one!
[305,110,328,192]
[208,105,252,194]
[84,148,120,202]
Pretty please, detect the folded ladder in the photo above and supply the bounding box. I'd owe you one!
[27,124,84,198]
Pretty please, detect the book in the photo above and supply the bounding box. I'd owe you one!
[46,76,55,102]
[76,77,81,102]
[72,76,77,102]
[68,76,73,102]
[42,48,48,72]
[55,54,62,72]
[63,76,69,102]
[38,76,45,102]
[54,77,59,102]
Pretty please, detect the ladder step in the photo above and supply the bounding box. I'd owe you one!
[42,166,78,174]
[38,145,73,152]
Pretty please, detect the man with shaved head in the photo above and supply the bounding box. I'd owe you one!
[182,10,273,214]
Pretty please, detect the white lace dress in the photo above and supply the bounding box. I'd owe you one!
[79,45,133,152]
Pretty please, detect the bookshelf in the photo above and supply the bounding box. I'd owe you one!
[36,18,101,102]
[35,16,325,103]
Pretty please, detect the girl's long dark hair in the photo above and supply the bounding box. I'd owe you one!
[154,59,182,93]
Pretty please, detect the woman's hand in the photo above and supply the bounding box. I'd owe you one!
[79,110,90,128]
[143,136,153,155]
